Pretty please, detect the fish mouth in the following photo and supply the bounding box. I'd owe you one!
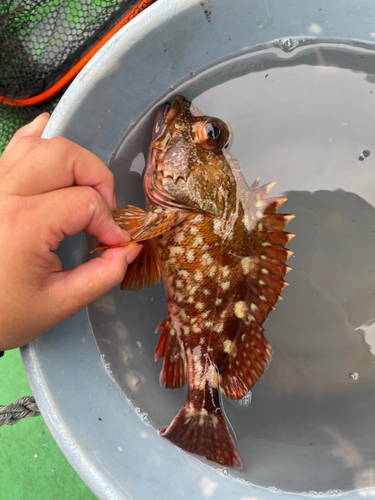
[151,101,171,141]
[150,96,188,147]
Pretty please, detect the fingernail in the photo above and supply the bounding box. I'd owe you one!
[126,244,142,265]
[115,225,131,242]
[34,112,50,121]
[123,229,132,241]
[112,193,118,212]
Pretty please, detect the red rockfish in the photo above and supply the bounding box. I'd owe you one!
[95,96,294,468]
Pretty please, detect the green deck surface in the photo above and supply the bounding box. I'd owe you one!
[0,348,98,500]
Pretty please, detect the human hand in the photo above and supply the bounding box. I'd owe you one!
[0,113,141,350]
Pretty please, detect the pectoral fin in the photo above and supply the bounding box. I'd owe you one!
[91,205,179,252]
[120,240,161,291]
[114,205,179,242]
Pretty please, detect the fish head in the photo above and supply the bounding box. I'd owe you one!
[144,96,236,216]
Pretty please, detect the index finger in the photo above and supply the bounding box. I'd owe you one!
[1,112,50,158]
[2,136,117,211]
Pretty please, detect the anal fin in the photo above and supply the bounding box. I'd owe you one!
[155,317,187,389]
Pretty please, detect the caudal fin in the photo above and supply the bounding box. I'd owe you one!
[159,402,242,469]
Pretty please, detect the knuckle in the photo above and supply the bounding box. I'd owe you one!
[17,135,40,149]
[81,185,104,209]
[48,136,73,156]
[107,170,115,187]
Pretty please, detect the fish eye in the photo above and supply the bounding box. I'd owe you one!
[204,121,222,142]
[193,118,229,151]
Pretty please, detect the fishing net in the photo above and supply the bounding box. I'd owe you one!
[0,0,156,154]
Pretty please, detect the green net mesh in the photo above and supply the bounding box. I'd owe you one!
[0,0,147,155]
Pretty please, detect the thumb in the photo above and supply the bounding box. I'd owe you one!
[51,243,142,318]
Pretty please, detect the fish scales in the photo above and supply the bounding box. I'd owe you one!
[94,95,294,469]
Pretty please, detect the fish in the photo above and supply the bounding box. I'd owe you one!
[94,95,294,468]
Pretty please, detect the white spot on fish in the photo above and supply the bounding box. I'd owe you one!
[235,301,247,319]
[190,226,199,235]
[202,244,209,251]
[179,310,188,321]
[242,214,251,231]
[203,289,211,296]
[194,270,203,282]
[215,298,222,306]
[188,297,194,303]
[215,322,224,333]
[175,280,183,288]
[221,281,230,291]
[192,324,200,333]
[256,211,263,218]
[223,340,232,353]
[213,219,221,232]
[170,246,184,256]
[208,265,217,278]
[189,285,198,295]
[259,279,265,285]
[250,303,257,311]
[241,257,251,275]
[175,232,185,244]
[261,268,268,274]
[202,253,213,265]
[179,269,189,278]
[192,235,203,247]
[201,311,210,318]
[186,404,197,418]
[222,265,230,278]
[187,250,195,262]
[205,321,213,328]
[196,302,204,310]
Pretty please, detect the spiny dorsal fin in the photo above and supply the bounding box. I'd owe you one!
[219,179,294,401]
